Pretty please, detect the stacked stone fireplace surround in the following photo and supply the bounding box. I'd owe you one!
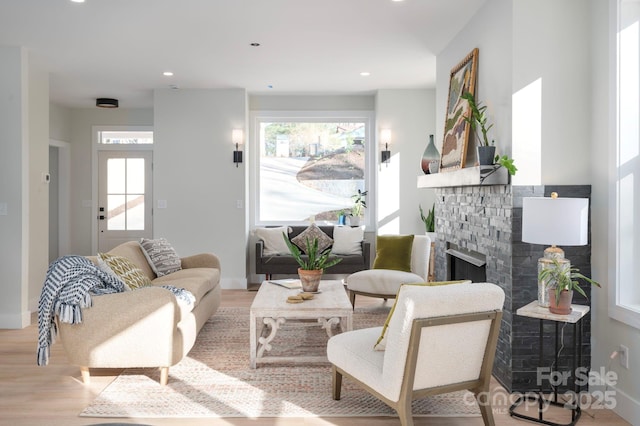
[433,184,592,393]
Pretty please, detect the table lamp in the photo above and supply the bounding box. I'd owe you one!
[522,192,589,307]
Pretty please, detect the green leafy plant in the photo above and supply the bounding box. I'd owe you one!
[419,203,435,233]
[351,189,368,217]
[495,154,518,176]
[283,234,343,271]
[538,258,601,306]
[461,92,494,147]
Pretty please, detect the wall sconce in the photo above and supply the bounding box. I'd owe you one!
[232,129,244,167]
[380,129,391,164]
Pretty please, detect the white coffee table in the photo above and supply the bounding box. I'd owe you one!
[249,280,353,368]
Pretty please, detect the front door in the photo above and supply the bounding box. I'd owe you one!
[97,150,153,252]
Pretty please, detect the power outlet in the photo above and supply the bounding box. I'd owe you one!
[619,345,629,369]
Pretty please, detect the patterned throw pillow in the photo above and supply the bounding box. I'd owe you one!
[97,253,152,289]
[291,224,333,254]
[139,238,182,277]
[373,280,472,351]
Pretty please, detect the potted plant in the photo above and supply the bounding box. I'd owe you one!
[461,92,495,165]
[419,203,436,242]
[538,258,601,315]
[283,234,343,292]
[349,189,367,226]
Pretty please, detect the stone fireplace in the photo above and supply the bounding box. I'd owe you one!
[431,183,592,393]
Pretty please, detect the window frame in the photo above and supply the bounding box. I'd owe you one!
[249,110,375,228]
[608,0,640,329]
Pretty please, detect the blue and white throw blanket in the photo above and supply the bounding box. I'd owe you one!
[37,255,125,366]
[37,255,197,366]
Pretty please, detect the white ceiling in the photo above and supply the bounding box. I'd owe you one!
[0,0,486,109]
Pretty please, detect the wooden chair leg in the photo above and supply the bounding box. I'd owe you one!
[332,366,343,400]
[476,391,495,426]
[159,367,169,385]
[396,398,414,426]
[80,366,90,384]
[349,291,356,308]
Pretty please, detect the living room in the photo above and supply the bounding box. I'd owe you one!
[1,0,639,425]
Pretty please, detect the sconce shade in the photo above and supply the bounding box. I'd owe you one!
[380,129,391,145]
[232,129,244,145]
[522,197,589,246]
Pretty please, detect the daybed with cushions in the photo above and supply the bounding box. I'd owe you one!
[56,239,221,385]
[255,225,371,279]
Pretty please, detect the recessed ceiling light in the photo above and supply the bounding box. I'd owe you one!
[250,43,261,47]
[360,72,371,77]
[163,71,174,76]
[70,0,85,3]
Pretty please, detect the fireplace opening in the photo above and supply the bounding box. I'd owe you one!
[446,244,487,282]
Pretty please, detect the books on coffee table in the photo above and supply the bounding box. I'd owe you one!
[268,279,302,290]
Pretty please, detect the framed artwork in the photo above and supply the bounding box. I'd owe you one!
[440,48,478,172]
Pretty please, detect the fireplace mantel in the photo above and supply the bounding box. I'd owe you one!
[417,165,509,188]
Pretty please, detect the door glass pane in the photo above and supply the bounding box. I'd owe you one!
[107,159,125,193]
[126,158,145,193]
[126,195,145,230]
[107,194,126,230]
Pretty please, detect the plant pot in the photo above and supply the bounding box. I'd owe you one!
[548,289,573,315]
[298,268,323,293]
[477,146,496,166]
[349,216,361,226]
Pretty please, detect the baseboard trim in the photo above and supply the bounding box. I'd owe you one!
[0,310,31,329]
[590,370,640,424]
[220,277,247,290]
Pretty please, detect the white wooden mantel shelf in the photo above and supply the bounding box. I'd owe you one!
[417,165,509,188]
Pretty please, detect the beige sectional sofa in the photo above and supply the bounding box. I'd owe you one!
[57,241,221,385]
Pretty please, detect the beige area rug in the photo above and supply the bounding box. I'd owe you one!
[81,306,480,419]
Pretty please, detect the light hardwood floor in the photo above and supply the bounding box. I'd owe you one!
[0,289,630,426]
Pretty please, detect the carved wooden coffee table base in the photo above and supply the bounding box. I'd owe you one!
[249,280,353,369]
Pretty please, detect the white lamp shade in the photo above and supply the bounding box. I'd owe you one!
[522,197,589,246]
[232,129,244,145]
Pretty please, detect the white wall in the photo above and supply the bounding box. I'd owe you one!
[376,89,436,236]
[154,89,248,289]
[436,0,513,169]
[250,95,374,111]
[67,108,153,255]
[50,103,71,142]
[0,46,29,328]
[27,56,50,314]
[512,0,591,184]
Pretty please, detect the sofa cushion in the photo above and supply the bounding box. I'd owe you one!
[152,268,219,306]
[291,223,333,253]
[331,226,364,255]
[139,238,182,277]
[98,253,152,289]
[255,226,292,256]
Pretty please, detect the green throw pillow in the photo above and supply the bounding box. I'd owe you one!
[373,280,472,351]
[372,235,415,272]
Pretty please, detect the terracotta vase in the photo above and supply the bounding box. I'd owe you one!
[298,268,323,293]
[548,289,573,315]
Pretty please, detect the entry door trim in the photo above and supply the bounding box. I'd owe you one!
[91,125,153,254]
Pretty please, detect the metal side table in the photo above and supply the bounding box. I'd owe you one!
[509,301,590,426]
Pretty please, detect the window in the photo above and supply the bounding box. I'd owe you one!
[99,131,153,144]
[610,0,640,328]
[252,112,373,225]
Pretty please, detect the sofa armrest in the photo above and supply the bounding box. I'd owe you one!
[180,253,221,270]
[58,286,181,368]
[362,240,371,269]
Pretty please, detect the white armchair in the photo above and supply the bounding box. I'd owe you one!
[345,234,431,307]
[327,282,505,426]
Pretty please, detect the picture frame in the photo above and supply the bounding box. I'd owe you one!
[440,48,478,172]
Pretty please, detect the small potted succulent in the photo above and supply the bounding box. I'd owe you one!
[538,258,601,315]
[283,234,342,292]
[419,203,435,242]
